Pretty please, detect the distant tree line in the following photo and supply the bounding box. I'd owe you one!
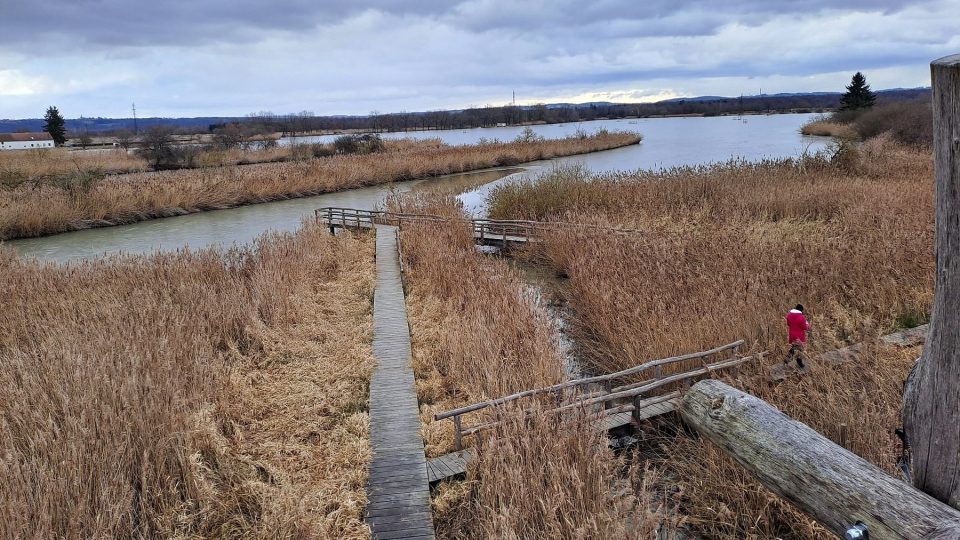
[8,87,929,140]
[217,89,929,136]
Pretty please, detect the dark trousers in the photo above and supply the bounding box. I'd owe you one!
[784,342,806,367]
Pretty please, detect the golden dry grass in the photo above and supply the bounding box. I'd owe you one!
[0,224,375,539]
[0,147,149,175]
[486,136,934,538]
[393,194,678,538]
[799,119,858,138]
[0,132,640,240]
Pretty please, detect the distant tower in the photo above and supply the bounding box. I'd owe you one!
[512,91,516,106]
[132,103,138,134]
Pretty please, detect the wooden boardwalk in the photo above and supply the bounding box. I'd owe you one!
[366,225,435,539]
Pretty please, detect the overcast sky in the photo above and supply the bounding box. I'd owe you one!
[1,0,958,119]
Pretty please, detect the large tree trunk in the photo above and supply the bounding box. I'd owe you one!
[903,53,960,509]
[683,380,960,538]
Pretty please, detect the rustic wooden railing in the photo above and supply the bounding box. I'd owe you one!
[314,206,642,245]
[434,340,763,450]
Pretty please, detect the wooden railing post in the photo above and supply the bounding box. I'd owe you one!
[603,380,613,410]
[903,54,960,506]
[453,415,463,451]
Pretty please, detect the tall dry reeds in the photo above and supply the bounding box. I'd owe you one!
[394,194,676,538]
[438,406,681,539]
[0,147,149,177]
[486,137,933,537]
[800,118,857,139]
[0,132,640,240]
[0,224,375,539]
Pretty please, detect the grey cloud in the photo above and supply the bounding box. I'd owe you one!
[0,0,929,53]
[0,0,446,50]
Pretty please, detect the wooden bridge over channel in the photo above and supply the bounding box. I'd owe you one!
[316,206,640,247]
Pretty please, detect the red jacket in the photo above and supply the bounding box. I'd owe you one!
[786,310,809,344]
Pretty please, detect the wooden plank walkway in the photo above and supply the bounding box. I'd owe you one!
[425,397,680,483]
[367,225,435,540]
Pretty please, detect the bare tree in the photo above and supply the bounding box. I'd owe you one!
[114,129,135,150]
[139,125,176,169]
[77,130,93,150]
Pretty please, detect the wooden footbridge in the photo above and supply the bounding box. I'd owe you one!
[317,207,540,246]
[316,206,642,247]
[426,340,765,483]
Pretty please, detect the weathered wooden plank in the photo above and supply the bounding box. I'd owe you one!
[426,448,477,483]
[681,379,960,539]
[366,225,434,539]
[601,411,634,430]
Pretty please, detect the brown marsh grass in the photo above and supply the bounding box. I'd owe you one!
[799,119,857,139]
[393,194,678,538]
[486,137,933,537]
[0,224,375,539]
[0,132,640,241]
[0,147,149,176]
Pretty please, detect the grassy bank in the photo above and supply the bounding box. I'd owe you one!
[393,195,677,538]
[487,137,933,537]
[799,119,857,138]
[0,132,639,241]
[801,101,932,147]
[0,224,375,539]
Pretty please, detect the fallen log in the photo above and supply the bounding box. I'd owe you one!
[679,379,960,539]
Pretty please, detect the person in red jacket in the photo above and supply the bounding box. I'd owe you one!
[785,304,810,368]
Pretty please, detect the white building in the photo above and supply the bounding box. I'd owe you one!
[0,132,55,150]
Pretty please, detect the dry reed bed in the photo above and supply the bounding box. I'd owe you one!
[799,119,857,138]
[0,225,375,539]
[0,132,639,240]
[0,147,149,176]
[394,195,677,538]
[487,137,933,537]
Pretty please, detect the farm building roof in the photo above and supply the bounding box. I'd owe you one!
[0,132,53,142]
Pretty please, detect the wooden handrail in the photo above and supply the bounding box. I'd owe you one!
[454,355,760,440]
[552,353,763,414]
[434,340,744,420]
[314,206,645,235]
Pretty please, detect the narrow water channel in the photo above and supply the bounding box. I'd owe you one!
[7,167,521,264]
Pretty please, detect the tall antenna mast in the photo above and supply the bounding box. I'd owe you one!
[512,90,516,106]
[132,103,138,134]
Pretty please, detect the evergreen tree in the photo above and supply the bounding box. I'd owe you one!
[43,106,67,146]
[839,72,877,111]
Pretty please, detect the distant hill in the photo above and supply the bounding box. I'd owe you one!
[661,87,929,104]
[0,87,931,135]
[0,116,239,135]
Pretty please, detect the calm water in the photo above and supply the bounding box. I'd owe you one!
[286,114,828,170]
[9,114,828,263]
[7,168,517,263]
